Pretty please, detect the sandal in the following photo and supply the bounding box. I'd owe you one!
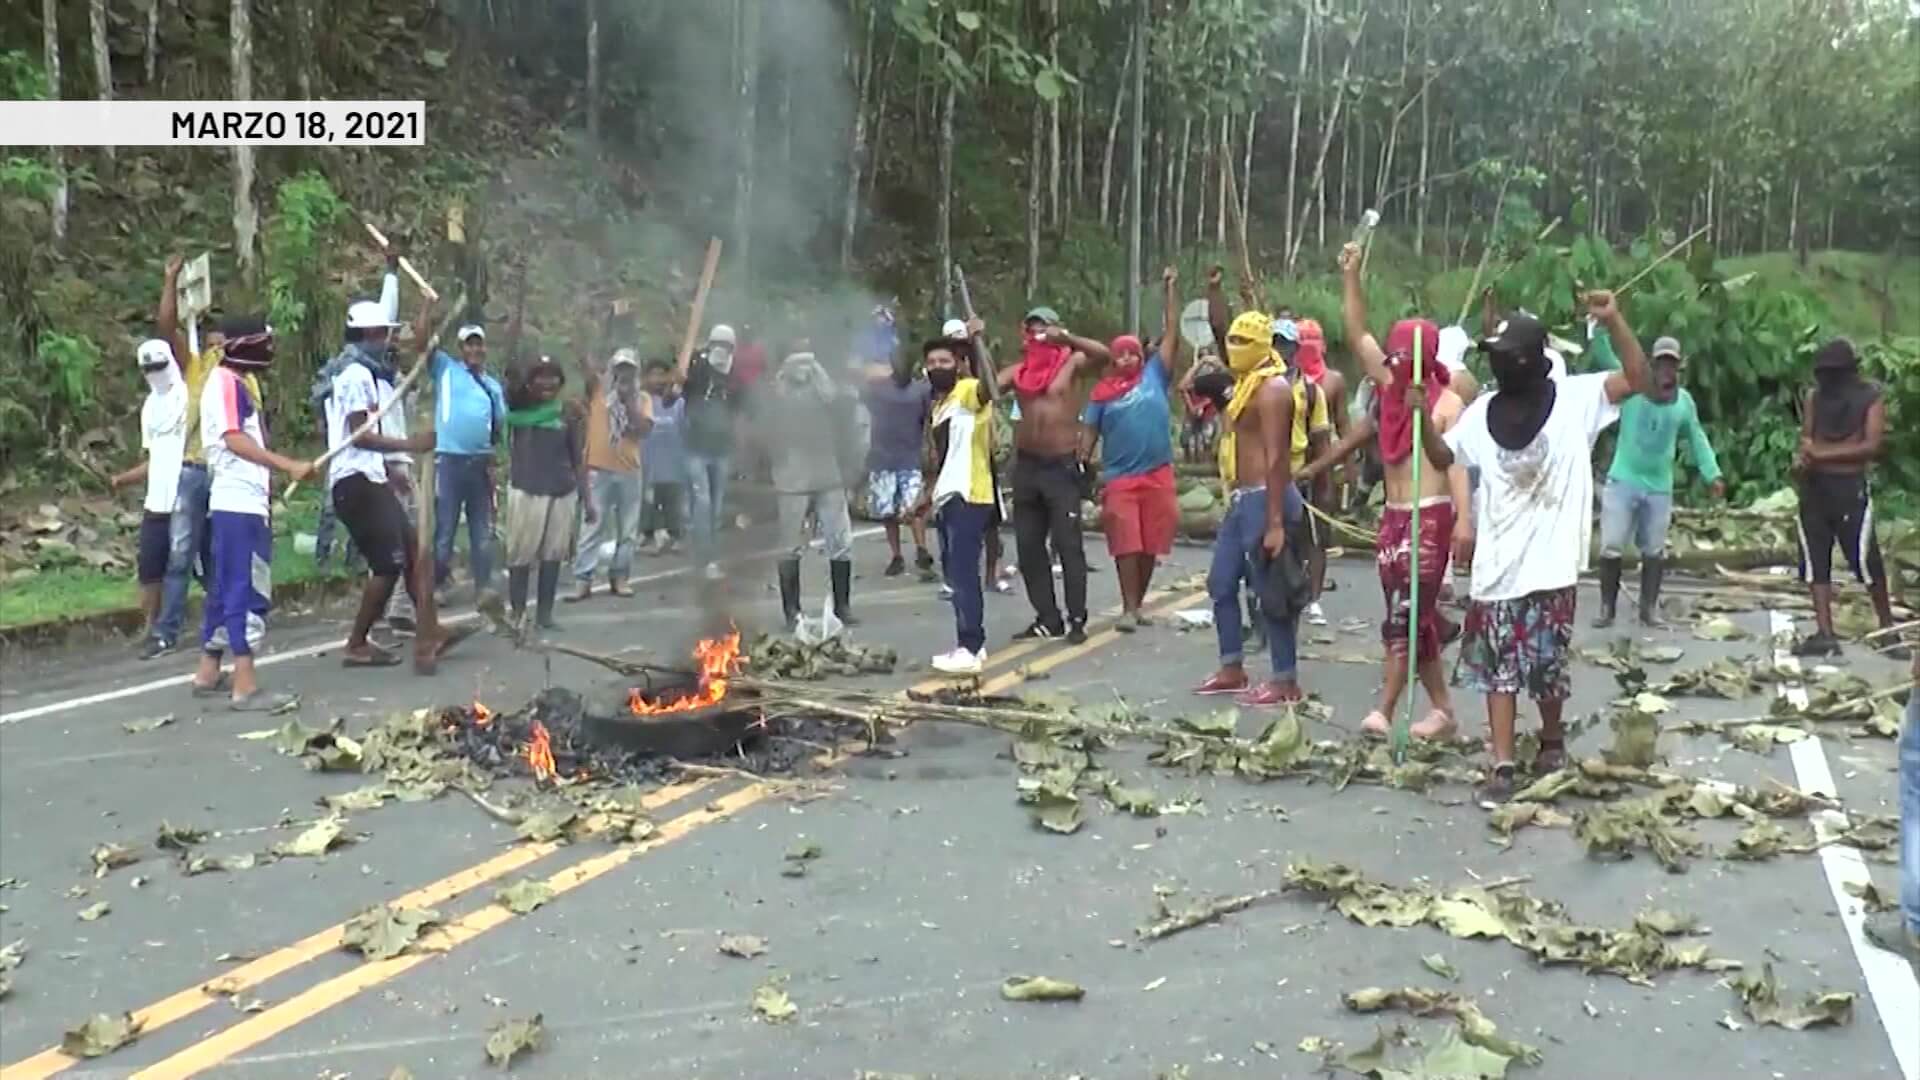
[342,649,402,668]
[1411,708,1458,740]
[1478,763,1517,808]
[190,672,232,697]
[1360,710,1391,738]
[1534,737,1567,775]
[229,691,299,713]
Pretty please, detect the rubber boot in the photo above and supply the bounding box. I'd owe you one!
[778,558,802,630]
[1593,557,1622,628]
[535,561,562,629]
[831,559,858,626]
[507,566,531,617]
[1638,556,1666,628]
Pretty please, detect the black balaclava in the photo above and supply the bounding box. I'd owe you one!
[1483,314,1555,450]
[219,315,275,371]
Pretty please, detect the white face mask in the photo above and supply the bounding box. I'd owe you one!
[144,368,175,394]
[707,346,734,375]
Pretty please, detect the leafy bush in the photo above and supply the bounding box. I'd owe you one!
[263,171,348,418]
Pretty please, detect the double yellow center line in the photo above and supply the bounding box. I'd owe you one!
[2,585,1205,1078]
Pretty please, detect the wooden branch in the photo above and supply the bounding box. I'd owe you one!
[363,221,440,302]
[675,238,723,376]
[1615,225,1710,296]
[1139,889,1281,942]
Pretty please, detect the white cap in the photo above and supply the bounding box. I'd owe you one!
[346,301,399,331]
[457,324,485,342]
[135,339,173,369]
[708,324,736,347]
[610,347,639,369]
[942,318,969,340]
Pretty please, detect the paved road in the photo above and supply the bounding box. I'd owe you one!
[0,527,1911,1079]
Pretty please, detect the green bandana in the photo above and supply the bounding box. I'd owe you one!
[504,399,564,430]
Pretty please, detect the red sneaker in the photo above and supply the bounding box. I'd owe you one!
[1193,668,1250,696]
[1238,680,1305,707]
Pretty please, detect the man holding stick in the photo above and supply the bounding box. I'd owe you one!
[1414,293,1651,806]
[325,298,439,667]
[430,324,506,599]
[924,333,1001,675]
[1006,307,1106,645]
[681,325,743,581]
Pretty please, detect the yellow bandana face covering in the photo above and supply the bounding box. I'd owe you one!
[1225,311,1276,375]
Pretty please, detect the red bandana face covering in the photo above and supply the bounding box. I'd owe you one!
[1009,332,1074,397]
[1375,319,1446,465]
[1090,335,1145,403]
[1295,320,1327,382]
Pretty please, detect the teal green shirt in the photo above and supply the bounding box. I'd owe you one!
[1587,328,1722,494]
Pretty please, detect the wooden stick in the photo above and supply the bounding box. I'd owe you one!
[1615,225,1710,296]
[1862,618,1919,641]
[363,221,440,302]
[280,290,467,504]
[412,436,440,675]
[675,238,723,374]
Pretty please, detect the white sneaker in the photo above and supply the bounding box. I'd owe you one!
[1306,601,1327,626]
[992,577,1015,594]
[703,562,725,581]
[938,583,955,600]
[931,647,984,675]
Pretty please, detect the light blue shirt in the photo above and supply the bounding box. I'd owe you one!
[431,349,506,456]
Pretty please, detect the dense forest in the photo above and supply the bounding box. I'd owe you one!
[3,0,1918,501]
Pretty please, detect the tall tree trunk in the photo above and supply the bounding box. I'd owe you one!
[1790,176,1806,267]
[586,0,602,146]
[42,0,68,243]
[145,0,160,85]
[839,0,877,272]
[1283,5,1312,270]
[864,31,896,206]
[1215,112,1229,248]
[937,81,955,314]
[1414,44,1431,256]
[1705,158,1716,248]
[1167,113,1182,263]
[231,0,257,280]
[1286,11,1368,276]
[90,0,113,162]
[732,0,760,285]
[1026,93,1043,300]
[1069,83,1083,223]
[1099,41,1132,229]
[1194,106,1210,248]
[1046,0,1061,231]
[1240,107,1256,236]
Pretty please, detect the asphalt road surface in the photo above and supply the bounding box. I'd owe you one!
[1,525,1912,1079]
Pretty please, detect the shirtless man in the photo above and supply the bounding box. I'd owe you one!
[1298,241,1469,739]
[1189,278,1308,706]
[1005,306,1109,644]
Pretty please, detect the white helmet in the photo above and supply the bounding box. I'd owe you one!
[942,318,969,341]
[346,301,399,331]
[707,324,737,347]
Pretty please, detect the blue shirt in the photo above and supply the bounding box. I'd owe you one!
[1082,354,1173,478]
[643,392,687,483]
[430,350,506,456]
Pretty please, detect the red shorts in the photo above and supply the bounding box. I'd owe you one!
[1377,498,1455,662]
[1101,466,1177,558]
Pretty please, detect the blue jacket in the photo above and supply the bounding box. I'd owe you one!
[431,349,506,456]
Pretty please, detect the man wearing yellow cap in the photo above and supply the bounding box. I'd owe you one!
[1187,268,1310,706]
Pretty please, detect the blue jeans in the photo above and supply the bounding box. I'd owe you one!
[434,454,495,590]
[1901,688,1919,936]
[937,499,993,653]
[152,464,211,645]
[1208,486,1302,679]
[1598,478,1673,558]
[574,468,644,581]
[686,451,731,560]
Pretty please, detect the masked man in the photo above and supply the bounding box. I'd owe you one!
[756,342,861,629]
[679,324,743,580]
[111,256,192,655]
[863,325,935,579]
[571,347,653,600]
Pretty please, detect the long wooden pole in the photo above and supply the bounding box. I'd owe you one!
[675,238,724,374]
[1393,323,1424,765]
[363,221,439,302]
[1615,224,1711,296]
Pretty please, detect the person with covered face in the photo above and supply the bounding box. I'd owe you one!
[679,324,743,580]
[1005,306,1108,644]
[923,334,1001,674]
[1290,316,1346,627]
[502,356,593,632]
[325,293,444,668]
[570,347,653,600]
[755,339,862,629]
[861,318,935,580]
[1588,331,1723,630]
[111,255,194,652]
[639,358,689,555]
[189,315,314,710]
[1081,267,1184,630]
[1792,338,1903,658]
[1414,292,1651,806]
[1187,271,1311,707]
[1300,242,1469,740]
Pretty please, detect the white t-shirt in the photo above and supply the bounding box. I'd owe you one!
[200,366,271,517]
[1443,372,1619,602]
[326,362,389,489]
[379,378,412,467]
[140,382,188,515]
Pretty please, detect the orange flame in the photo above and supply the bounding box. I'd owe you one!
[628,631,744,716]
[472,702,494,727]
[525,720,557,782]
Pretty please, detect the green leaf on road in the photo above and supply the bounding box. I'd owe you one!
[1692,615,1749,641]
[156,822,208,850]
[752,978,798,1022]
[183,852,257,875]
[718,933,768,959]
[59,1012,143,1058]
[1174,709,1238,737]
[273,817,351,858]
[484,1013,544,1066]
[1103,780,1160,816]
[90,842,139,878]
[1000,975,1085,1002]
[1029,789,1083,834]
[341,905,441,961]
[1843,880,1896,912]
[121,714,175,733]
[493,879,555,915]
[77,901,111,921]
[1733,963,1855,1030]
[1633,909,1701,936]
[1729,723,1807,753]
[1421,954,1460,982]
[514,810,578,844]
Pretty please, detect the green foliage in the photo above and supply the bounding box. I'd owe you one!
[0,50,48,100]
[35,332,100,422]
[0,157,61,201]
[263,171,347,416]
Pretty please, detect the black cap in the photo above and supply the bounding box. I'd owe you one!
[1480,312,1547,358]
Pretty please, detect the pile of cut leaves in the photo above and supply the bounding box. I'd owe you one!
[1,497,138,579]
[746,634,897,681]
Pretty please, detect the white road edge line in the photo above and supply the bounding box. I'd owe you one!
[0,527,884,726]
[1769,608,1917,1080]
